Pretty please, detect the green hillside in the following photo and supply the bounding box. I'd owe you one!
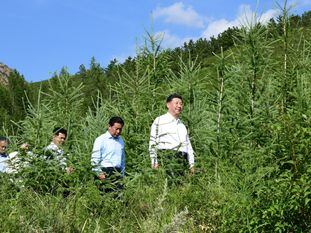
[0,66,29,129]
[0,9,310,232]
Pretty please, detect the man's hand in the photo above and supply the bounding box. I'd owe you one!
[152,163,159,169]
[98,172,106,180]
[20,143,29,150]
[190,166,195,174]
[66,166,74,174]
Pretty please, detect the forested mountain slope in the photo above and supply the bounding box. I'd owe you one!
[0,63,29,127]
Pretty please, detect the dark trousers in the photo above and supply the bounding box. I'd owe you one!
[158,150,189,185]
[96,167,123,193]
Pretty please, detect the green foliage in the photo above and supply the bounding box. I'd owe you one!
[0,70,29,132]
[1,6,311,233]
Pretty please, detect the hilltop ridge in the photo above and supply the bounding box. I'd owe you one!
[0,63,12,86]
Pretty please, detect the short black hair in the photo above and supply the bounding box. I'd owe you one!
[166,93,183,103]
[53,127,67,137]
[0,136,9,143]
[109,116,124,127]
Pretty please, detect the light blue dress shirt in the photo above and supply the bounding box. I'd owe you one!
[91,131,125,176]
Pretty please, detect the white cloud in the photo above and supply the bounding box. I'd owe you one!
[237,4,280,25]
[153,2,205,28]
[202,19,235,39]
[260,9,280,23]
[155,30,192,49]
[151,3,282,48]
[202,4,280,39]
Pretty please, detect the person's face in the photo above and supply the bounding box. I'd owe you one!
[52,133,67,146]
[108,123,123,138]
[0,140,8,155]
[167,97,183,118]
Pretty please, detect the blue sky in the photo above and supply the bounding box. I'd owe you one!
[1,0,310,82]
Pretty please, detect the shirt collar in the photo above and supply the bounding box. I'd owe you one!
[50,142,59,148]
[166,112,181,123]
[105,131,119,139]
[0,153,8,158]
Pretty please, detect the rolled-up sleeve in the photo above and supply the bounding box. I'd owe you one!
[186,134,195,168]
[91,138,102,173]
[121,143,125,176]
[149,118,158,166]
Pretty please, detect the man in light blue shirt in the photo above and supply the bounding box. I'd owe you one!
[91,116,125,183]
[0,136,9,173]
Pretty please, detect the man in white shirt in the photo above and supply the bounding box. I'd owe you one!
[149,93,195,177]
[45,127,73,174]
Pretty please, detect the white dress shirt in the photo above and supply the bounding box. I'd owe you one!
[149,112,194,168]
[44,142,66,167]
